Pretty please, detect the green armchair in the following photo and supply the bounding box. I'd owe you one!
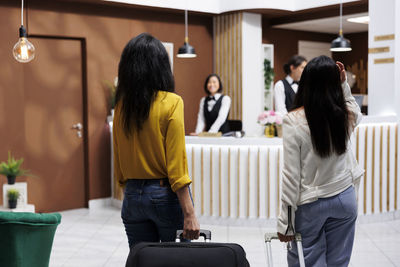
[0,211,61,267]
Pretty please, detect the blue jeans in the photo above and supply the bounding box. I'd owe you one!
[121,179,185,248]
[288,186,357,267]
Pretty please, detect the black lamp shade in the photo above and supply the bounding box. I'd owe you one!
[177,42,197,58]
[330,35,352,52]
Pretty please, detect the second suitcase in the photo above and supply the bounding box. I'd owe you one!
[126,229,250,267]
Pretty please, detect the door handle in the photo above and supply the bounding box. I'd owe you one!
[72,123,83,138]
[72,123,83,130]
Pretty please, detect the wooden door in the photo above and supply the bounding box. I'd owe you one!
[23,38,86,212]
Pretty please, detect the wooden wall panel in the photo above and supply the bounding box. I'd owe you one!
[214,12,242,120]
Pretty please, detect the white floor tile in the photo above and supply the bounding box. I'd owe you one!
[48,206,400,267]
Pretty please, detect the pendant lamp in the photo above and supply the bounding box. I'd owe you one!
[330,1,352,52]
[177,10,197,58]
[13,0,35,63]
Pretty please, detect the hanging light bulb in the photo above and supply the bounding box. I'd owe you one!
[13,26,35,63]
[330,1,352,52]
[13,0,35,63]
[177,10,197,58]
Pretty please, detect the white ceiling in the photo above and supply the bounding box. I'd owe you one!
[273,12,369,34]
[103,0,360,14]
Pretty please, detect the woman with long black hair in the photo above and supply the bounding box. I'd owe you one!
[277,56,364,266]
[113,33,199,248]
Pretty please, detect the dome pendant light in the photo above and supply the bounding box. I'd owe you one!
[177,10,197,58]
[13,0,35,63]
[330,1,352,52]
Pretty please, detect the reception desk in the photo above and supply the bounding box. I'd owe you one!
[110,118,400,222]
[186,120,400,221]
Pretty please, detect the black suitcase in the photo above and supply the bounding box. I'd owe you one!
[126,229,250,267]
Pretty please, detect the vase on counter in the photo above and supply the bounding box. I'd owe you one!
[264,124,275,138]
[275,124,282,138]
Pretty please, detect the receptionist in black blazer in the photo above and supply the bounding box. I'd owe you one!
[190,74,231,135]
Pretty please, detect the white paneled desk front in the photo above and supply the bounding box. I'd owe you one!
[186,136,283,221]
[186,121,400,221]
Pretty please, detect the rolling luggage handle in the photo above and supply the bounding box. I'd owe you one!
[175,229,211,242]
[265,206,305,267]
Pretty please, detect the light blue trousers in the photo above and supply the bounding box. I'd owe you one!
[288,186,357,267]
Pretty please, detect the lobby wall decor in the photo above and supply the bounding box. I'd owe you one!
[368,47,390,53]
[374,34,395,41]
[214,12,243,120]
[374,57,395,64]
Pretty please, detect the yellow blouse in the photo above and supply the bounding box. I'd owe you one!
[113,91,191,192]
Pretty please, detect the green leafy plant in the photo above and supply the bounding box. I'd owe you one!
[7,188,20,201]
[104,77,118,110]
[0,151,31,177]
[264,58,274,90]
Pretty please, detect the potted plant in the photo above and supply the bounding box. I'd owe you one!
[104,77,118,116]
[7,188,20,209]
[263,58,274,91]
[0,151,31,184]
[257,110,283,138]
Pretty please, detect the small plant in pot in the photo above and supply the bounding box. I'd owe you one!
[0,151,31,184]
[103,77,118,116]
[7,188,20,209]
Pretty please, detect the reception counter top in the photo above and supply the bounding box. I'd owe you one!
[185,136,282,146]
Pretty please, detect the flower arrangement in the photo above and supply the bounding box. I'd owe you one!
[257,110,283,126]
[257,110,283,138]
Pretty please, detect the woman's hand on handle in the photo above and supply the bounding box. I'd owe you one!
[183,214,200,240]
[176,185,200,240]
[336,61,347,84]
[277,232,295,242]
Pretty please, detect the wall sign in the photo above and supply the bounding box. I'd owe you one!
[374,34,395,41]
[374,57,394,64]
[368,47,390,53]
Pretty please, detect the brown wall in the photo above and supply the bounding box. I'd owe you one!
[262,25,336,83]
[0,1,213,207]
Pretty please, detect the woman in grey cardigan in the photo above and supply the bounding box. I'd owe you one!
[277,56,364,267]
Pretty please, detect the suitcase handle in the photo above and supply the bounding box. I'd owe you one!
[264,232,305,267]
[176,229,211,242]
[264,232,302,242]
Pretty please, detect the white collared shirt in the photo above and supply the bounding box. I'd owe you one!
[274,75,298,115]
[195,93,231,134]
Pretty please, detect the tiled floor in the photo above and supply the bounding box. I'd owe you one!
[50,206,400,267]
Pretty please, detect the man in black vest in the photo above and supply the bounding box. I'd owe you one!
[274,55,307,114]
